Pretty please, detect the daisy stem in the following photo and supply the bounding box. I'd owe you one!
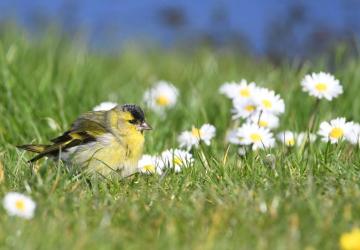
[307,99,320,133]
[257,110,263,125]
[197,141,211,170]
[302,99,320,160]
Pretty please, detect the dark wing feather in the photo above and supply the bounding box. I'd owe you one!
[28,111,109,162]
[51,111,107,143]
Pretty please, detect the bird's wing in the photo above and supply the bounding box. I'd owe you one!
[29,111,109,162]
[51,111,108,143]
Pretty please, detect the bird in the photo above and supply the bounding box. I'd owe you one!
[17,104,152,178]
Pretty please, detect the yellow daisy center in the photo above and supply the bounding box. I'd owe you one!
[340,229,360,250]
[315,83,328,92]
[245,105,256,112]
[15,200,25,211]
[155,95,170,106]
[262,99,272,109]
[329,127,343,139]
[173,156,183,166]
[191,127,202,138]
[239,88,250,97]
[258,120,268,127]
[143,164,155,173]
[250,133,262,142]
[286,138,295,146]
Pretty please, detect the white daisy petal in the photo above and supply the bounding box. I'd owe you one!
[143,81,179,114]
[248,111,279,130]
[345,122,360,145]
[178,124,216,150]
[301,72,343,100]
[219,79,257,100]
[237,123,275,150]
[226,128,242,145]
[232,98,257,119]
[253,87,285,115]
[178,131,198,150]
[138,154,163,175]
[277,131,296,147]
[219,82,239,99]
[160,149,194,172]
[318,117,353,144]
[3,192,36,219]
[199,124,216,145]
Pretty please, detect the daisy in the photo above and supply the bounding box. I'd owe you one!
[138,155,163,175]
[3,192,36,219]
[340,228,360,250]
[219,79,257,100]
[248,111,279,129]
[143,81,179,114]
[160,149,194,172]
[226,128,242,145]
[219,82,238,99]
[237,123,275,150]
[232,98,257,119]
[296,132,317,146]
[345,122,360,145]
[318,117,353,144]
[277,131,296,147]
[178,124,216,150]
[301,72,343,100]
[253,87,285,115]
[93,102,117,111]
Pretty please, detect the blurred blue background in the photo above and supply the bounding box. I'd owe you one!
[0,0,359,58]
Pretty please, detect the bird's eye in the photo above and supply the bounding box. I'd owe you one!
[129,119,137,124]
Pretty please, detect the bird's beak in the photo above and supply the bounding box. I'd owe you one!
[138,121,152,131]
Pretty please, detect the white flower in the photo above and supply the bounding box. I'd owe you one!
[177,132,195,151]
[143,81,179,114]
[160,149,194,172]
[277,131,296,146]
[301,72,343,100]
[3,192,36,219]
[318,117,353,144]
[219,82,238,99]
[237,123,275,150]
[93,102,117,111]
[253,87,285,115]
[138,155,163,175]
[226,128,242,145]
[219,80,257,100]
[232,98,257,119]
[296,132,317,146]
[248,111,279,129]
[178,124,216,150]
[345,122,360,145]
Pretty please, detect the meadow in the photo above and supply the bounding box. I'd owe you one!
[1,31,360,250]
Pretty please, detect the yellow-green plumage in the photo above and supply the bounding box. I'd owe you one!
[17,104,152,178]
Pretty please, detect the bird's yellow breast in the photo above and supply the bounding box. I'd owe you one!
[69,132,144,177]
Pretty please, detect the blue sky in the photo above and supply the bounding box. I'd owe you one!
[0,0,358,54]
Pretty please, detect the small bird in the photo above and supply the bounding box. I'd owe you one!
[17,104,152,178]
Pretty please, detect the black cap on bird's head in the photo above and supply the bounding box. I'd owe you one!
[118,104,152,131]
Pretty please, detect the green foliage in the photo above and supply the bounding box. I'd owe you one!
[0,31,360,250]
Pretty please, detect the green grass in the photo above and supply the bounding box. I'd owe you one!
[0,31,360,250]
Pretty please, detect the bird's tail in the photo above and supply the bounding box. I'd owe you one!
[17,144,48,153]
[16,144,50,162]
